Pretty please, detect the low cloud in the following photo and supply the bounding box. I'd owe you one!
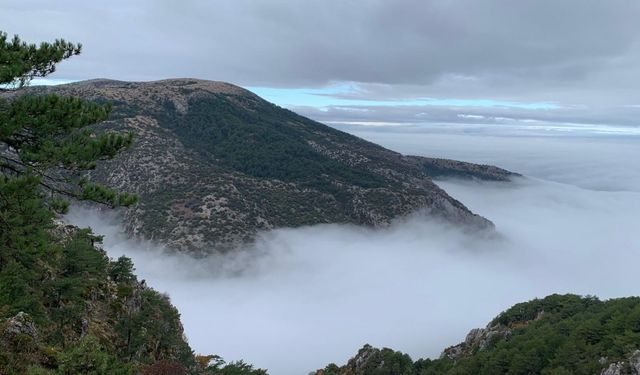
[346,128,640,192]
[66,132,640,374]
[293,102,640,135]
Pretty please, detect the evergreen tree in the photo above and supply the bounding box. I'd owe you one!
[0,32,144,373]
[0,31,137,209]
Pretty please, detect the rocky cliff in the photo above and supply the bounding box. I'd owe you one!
[600,351,640,375]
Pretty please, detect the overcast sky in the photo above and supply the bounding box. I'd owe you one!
[3,0,640,131]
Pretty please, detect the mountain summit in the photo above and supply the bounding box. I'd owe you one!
[20,79,514,253]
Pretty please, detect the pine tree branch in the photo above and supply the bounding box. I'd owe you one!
[0,154,70,183]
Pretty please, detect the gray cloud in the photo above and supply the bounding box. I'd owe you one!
[65,130,640,375]
[2,1,640,91]
[3,1,640,127]
[294,102,640,131]
[348,128,640,192]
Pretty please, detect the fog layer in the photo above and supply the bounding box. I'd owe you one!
[66,130,640,375]
[347,126,640,192]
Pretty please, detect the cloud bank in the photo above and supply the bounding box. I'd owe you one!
[347,127,640,192]
[65,130,640,375]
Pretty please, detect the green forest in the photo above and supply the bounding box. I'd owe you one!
[158,94,389,191]
[319,294,640,375]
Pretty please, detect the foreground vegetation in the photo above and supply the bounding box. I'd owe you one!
[318,294,640,375]
[0,32,266,374]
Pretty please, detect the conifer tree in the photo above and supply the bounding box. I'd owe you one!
[0,30,138,327]
[0,31,137,210]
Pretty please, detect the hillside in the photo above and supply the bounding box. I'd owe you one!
[0,162,193,373]
[0,222,195,374]
[0,159,266,374]
[315,294,640,375]
[11,79,515,253]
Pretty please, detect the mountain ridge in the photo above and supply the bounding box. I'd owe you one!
[8,78,516,253]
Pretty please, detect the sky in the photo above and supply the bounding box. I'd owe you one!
[2,0,640,133]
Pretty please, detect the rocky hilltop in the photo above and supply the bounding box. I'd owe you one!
[316,294,640,375]
[15,79,515,253]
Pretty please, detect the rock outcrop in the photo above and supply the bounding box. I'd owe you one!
[440,324,512,360]
[1,312,38,342]
[601,350,640,375]
[314,344,414,375]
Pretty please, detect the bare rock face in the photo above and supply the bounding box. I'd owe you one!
[601,350,640,375]
[1,312,38,342]
[440,324,512,360]
[441,309,552,361]
[633,351,640,374]
[348,345,379,374]
[601,363,625,375]
[13,79,515,254]
[0,312,41,366]
[314,344,414,375]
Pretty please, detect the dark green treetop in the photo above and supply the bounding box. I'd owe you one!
[0,31,81,88]
[0,31,136,209]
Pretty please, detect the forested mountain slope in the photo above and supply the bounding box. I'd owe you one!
[10,79,515,253]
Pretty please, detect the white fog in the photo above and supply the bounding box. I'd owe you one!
[66,126,640,375]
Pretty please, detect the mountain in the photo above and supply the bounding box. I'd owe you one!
[315,294,640,375]
[15,79,515,253]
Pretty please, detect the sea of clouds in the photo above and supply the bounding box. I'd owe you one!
[66,125,640,374]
